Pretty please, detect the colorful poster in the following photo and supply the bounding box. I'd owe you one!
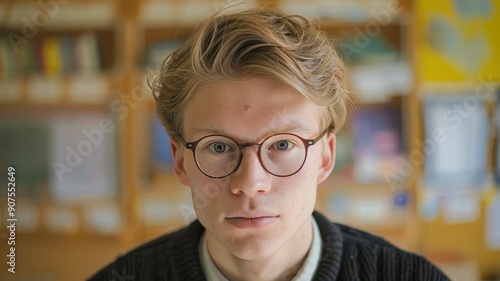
[416,0,500,82]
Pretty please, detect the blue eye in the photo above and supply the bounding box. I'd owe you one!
[274,140,292,150]
[209,142,230,153]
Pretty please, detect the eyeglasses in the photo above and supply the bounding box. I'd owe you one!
[175,130,328,179]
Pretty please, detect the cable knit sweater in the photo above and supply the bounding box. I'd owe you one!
[88,211,450,281]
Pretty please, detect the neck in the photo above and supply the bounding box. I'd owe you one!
[207,216,314,281]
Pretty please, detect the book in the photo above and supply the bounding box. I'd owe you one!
[18,40,38,77]
[351,104,403,183]
[60,35,76,75]
[75,32,102,75]
[2,32,104,79]
[42,36,63,77]
[34,37,45,74]
[0,36,19,79]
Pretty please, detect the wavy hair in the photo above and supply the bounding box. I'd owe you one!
[152,8,350,136]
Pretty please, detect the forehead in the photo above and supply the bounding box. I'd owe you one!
[183,77,321,140]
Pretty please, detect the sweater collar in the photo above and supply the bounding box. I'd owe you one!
[312,211,344,280]
[169,220,206,280]
[170,211,343,281]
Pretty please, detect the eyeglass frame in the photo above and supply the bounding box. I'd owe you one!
[174,129,329,179]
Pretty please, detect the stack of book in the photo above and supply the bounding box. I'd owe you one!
[0,32,104,79]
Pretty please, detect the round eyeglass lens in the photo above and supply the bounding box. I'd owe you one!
[260,134,306,176]
[195,136,240,177]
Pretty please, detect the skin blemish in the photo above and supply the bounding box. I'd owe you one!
[243,105,251,111]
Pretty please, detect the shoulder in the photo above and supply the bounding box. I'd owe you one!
[87,220,205,281]
[313,211,450,281]
[335,222,402,252]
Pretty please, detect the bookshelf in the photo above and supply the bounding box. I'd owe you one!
[0,1,138,279]
[0,0,128,241]
[1,0,498,280]
[412,0,500,278]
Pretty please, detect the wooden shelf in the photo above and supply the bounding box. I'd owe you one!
[0,74,118,108]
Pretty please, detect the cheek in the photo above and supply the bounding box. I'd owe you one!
[297,153,322,181]
[304,149,324,177]
[188,174,227,216]
[275,171,317,207]
[183,153,197,175]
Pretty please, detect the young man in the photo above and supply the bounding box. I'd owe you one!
[89,8,449,281]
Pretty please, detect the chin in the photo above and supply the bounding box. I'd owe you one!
[228,236,280,261]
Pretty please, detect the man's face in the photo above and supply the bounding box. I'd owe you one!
[171,77,335,260]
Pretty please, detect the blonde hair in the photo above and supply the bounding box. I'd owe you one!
[152,8,349,136]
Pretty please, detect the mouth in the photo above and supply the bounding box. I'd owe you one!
[225,215,279,229]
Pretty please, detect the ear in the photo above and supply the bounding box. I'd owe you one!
[317,133,336,185]
[170,137,191,187]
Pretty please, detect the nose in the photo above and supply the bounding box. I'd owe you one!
[229,146,272,196]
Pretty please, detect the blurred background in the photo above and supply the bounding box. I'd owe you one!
[0,0,499,280]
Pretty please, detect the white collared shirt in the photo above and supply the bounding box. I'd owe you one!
[199,216,322,281]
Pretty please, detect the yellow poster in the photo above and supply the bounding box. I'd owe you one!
[416,0,500,82]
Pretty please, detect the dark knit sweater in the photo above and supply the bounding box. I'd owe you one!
[88,211,450,281]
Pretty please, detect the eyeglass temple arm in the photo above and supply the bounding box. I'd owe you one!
[174,134,194,149]
[309,130,329,145]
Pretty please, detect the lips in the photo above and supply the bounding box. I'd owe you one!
[225,213,279,229]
